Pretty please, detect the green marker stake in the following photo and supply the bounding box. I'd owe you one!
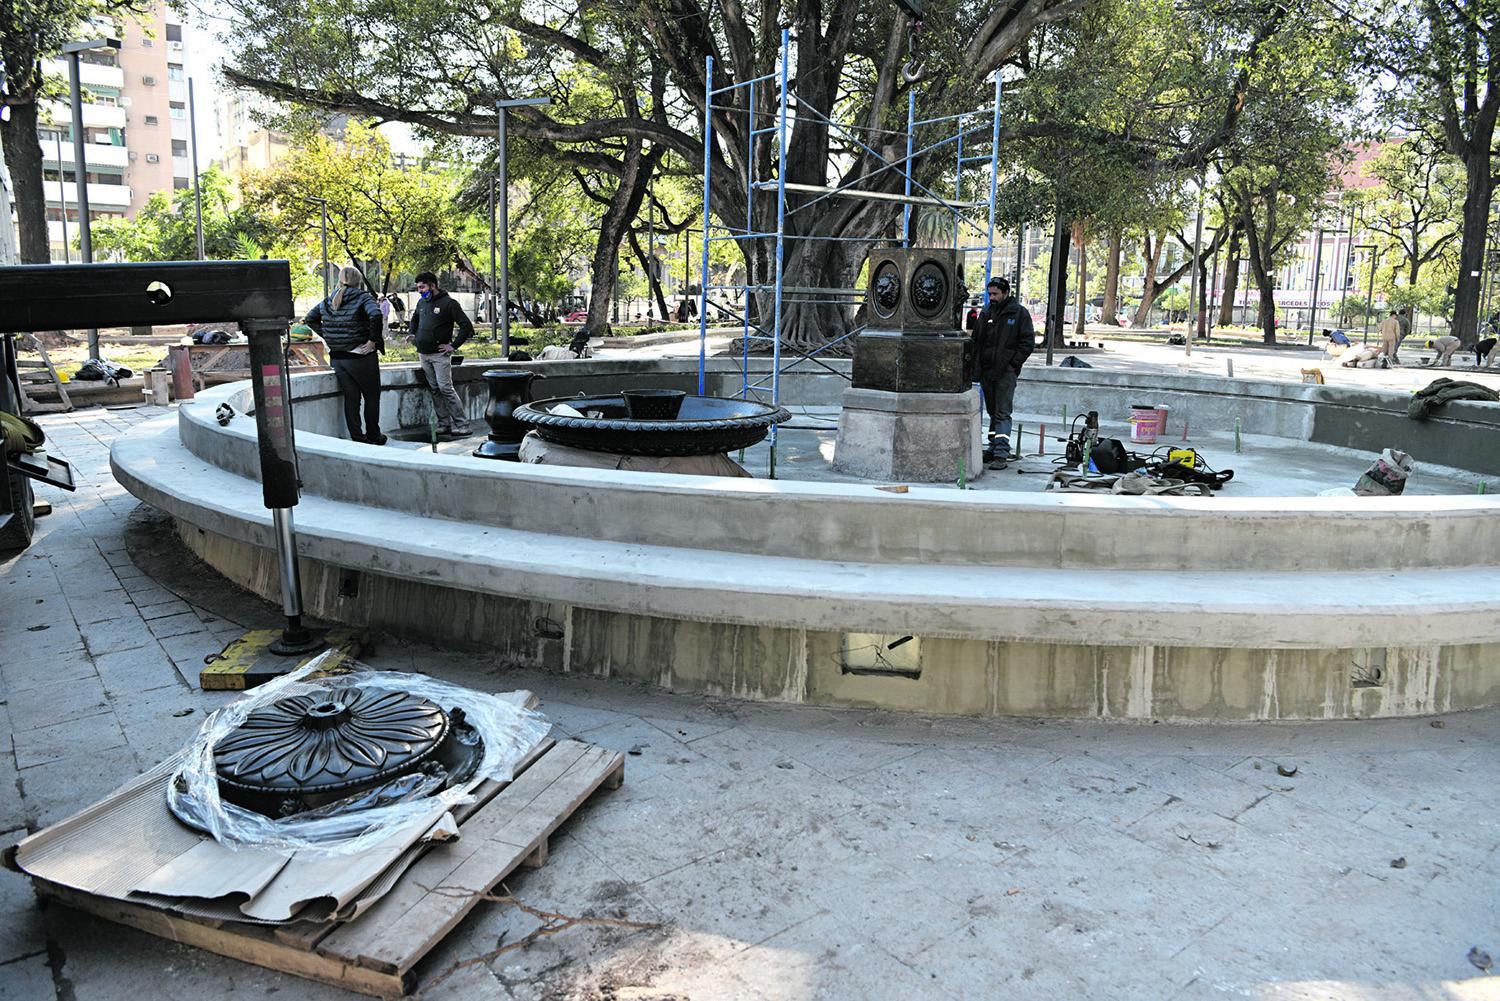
[429,412,438,453]
[1234,416,1242,454]
[1062,404,1068,428]
[1015,423,1024,457]
[1481,480,1488,495]
[957,456,967,490]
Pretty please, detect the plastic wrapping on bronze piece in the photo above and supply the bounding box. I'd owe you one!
[166,651,551,855]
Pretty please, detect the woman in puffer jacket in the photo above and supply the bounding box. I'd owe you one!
[303,266,387,444]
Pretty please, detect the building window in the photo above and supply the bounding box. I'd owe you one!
[171,139,188,156]
[169,102,185,120]
[168,64,184,80]
[144,115,159,125]
[165,23,183,41]
[173,177,189,190]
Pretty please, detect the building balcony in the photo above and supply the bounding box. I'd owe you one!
[40,141,129,171]
[168,80,187,103]
[42,100,127,131]
[42,58,125,90]
[44,179,132,210]
[172,155,191,176]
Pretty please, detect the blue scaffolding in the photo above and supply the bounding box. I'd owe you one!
[695,27,1004,475]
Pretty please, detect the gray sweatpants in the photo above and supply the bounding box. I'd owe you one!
[419,352,467,427]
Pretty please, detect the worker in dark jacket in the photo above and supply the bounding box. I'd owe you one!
[971,276,1035,468]
[303,265,386,445]
[407,271,476,435]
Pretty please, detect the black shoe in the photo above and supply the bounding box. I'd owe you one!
[364,433,388,446]
[986,455,1009,470]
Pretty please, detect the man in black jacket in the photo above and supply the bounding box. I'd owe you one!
[971,276,1035,468]
[408,271,476,435]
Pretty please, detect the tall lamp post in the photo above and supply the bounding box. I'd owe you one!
[306,197,330,300]
[1354,244,1378,344]
[53,130,70,264]
[494,95,552,356]
[488,175,498,341]
[188,78,204,259]
[62,36,121,360]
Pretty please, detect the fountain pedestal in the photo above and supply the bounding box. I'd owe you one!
[834,387,982,482]
[833,249,983,482]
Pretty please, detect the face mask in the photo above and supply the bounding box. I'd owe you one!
[419,290,432,300]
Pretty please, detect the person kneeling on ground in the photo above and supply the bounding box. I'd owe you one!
[1426,335,1461,367]
[1321,328,1352,359]
[408,271,475,436]
[303,265,386,445]
[971,276,1035,469]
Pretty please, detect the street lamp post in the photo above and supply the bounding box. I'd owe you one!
[306,197,330,300]
[188,78,204,259]
[53,130,69,264]
[488,175,498,341]
[494,96,552,356]
[1306,230,1325,344]
[1201,226,1219,342]
[1355,244,1378,345]
[1015,225,1026,297]
[62,36,120,360]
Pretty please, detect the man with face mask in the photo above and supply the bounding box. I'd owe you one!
[408,271,476,435]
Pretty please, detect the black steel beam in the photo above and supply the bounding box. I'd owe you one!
[0,261,294,333]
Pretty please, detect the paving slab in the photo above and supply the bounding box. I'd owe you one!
[0,405,1494,1001]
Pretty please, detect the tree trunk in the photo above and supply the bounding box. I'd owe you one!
[1241,206,1278,345]
[1131,232,1165,327]
[1072,220,1087,338]
[1218,228,1242,326]
[1045,216,1070,349]
[1100,227,1123,325]
[1452,163,1494,345]
[584,141,658,336]
[1,101,51,263]
[628,229,671,323]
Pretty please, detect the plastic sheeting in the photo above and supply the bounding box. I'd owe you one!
[167,652,551,855]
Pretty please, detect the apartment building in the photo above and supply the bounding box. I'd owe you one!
[36,0,194,260]
[215,87,292,181]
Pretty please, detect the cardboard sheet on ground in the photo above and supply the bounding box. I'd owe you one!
[6,691,537,925]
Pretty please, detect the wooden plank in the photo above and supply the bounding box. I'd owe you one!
[315,740,593,970]
[318,740,623,976]
[35,881,408,1000]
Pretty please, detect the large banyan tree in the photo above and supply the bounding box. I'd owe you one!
[221,0,1090,346]
[222,0,1286,350]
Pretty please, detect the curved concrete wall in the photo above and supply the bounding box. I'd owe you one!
[181,361,1500,574]
[109,358,1500,721]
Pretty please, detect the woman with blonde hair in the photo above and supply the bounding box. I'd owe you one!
[303,265,387,444]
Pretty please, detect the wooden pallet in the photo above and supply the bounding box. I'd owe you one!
[15,334,72,414]
[34,739,625,999]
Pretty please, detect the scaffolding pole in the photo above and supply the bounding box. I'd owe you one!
[696,28,1003,476]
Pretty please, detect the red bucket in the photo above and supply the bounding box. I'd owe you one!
[1129,406,1164,444]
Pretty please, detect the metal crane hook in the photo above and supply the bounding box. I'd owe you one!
[901,17,925,83]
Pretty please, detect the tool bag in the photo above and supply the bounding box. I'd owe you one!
[1354,448,1415,496]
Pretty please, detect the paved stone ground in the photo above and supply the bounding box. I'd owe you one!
[3,405,1498,1001]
